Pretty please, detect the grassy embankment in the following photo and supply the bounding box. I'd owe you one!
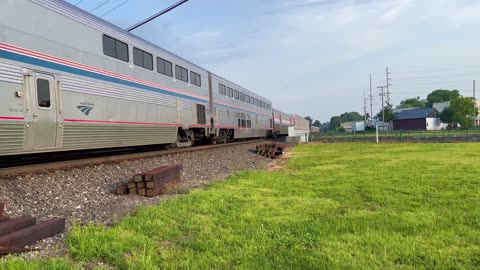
[1,143,479,269]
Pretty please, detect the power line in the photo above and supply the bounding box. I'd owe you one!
[369,73,373,120]
[386,67,392,104]
[100,0,128,17]
[393,65,480,74]
[75,0,86,5]
[90,0,113,12]
[395,72,480,80]
[126,0,190,32]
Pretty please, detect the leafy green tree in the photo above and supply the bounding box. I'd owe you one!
[312,120,321,128]
[377,103,395,122]
[398,97,426,108]
[449,97,478,128]
[305,116,313,129]
[426,89,460,107]
[329,112,363,130]
[440,107,456,127]
[321,122,330,132]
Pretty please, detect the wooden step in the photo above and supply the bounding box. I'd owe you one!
[0,216,10,223]
[0,218,65,248]
[0,216,37,237]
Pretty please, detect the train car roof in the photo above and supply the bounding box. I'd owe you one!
[29,0,271,103]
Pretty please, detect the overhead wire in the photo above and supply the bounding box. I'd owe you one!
[74,0,86,5]
[126,0,190,31]
[90,0,113,12]
[100,0,128,17]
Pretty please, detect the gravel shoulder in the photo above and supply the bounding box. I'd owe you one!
[0,142,274,260]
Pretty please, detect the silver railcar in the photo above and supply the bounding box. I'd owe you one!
[272,109,293,136]
[0,0,273,156]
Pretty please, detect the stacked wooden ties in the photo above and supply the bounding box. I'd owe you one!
[116,164,183,197]
[0,201,65,255]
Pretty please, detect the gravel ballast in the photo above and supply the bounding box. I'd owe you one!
[0,142,273,259]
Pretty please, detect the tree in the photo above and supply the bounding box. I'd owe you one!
[440,107,456,127]
[449,97,478,128]
[305,116,313,129]
[329,112,363,130]
[426,89,460,107]
[377,103,395,122]
[312,120,321,128]
[398,97,426,109]
[329,116,341,130]
[320,122,330,132]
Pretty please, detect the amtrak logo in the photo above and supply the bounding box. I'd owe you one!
[77,103,94,116]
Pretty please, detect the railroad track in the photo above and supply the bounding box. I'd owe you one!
[0,139,265,178]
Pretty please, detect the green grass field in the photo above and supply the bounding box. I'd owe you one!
[1,143,479,269]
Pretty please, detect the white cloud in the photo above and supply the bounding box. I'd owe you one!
[97,0,480,122]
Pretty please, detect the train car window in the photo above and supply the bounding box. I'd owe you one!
[247,120,252,128]
[218,83,226,95]
[190,71,201,87]
[234,90,239,99]
[157,57,173,77]
[245,95,250,104]
[36,78,51,108]
[133,48,153,70]
[238,119,241,127]
[242,119,246,127]
[175,65,189,82]
[103,35,129,62]
[227,87,233,97]
[240,92,245,102]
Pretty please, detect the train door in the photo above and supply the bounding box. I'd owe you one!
[29,73,58,149]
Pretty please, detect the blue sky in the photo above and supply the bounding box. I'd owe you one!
[66,0,480,122]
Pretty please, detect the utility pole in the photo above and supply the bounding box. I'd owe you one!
[377,86,387,130]
[363,91,368,122]
[386,67,392,104]
[474,80,477,126]
[369,74,373,122]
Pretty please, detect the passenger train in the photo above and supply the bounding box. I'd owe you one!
[0,0,298,157]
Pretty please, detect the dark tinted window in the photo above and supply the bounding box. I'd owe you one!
[103,35,129,62]
[190,71,201,87]
[219,83,226,95]
[227,87,233,97]
[234,90,239,99]
[246,95,250,103]
[240,92,245,102]
[103,35,116,57]
[36,78,50,108]
[175,65,189,82]
[133,48,153,70]
[157,57,173,77]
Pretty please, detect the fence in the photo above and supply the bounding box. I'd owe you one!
[310,129,480,143]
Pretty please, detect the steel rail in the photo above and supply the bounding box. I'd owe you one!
[0,139,264,178]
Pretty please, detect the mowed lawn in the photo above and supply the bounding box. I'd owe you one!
[2,143,480,269]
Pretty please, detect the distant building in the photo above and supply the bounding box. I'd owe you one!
[288,115,310,143]
[392,107,419,114]
[340,121,354,132]
[352,121,365,132]
[432,101,450,113]
[311,126,320,133]
[433,100,480,126]
[392,108,446,130]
